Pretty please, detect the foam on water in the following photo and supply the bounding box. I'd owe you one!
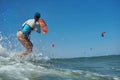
[0,52,120,80]
[0,51,49,80]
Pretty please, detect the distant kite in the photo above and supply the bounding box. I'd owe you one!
[52,43,55,48]
[101,32,106,37]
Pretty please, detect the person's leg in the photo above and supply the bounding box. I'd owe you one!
[18,40,33,58]
[17,31,33,58]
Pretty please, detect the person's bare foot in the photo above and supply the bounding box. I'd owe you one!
[18,54,24,58]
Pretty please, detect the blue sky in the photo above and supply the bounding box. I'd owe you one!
[0,0,120,58]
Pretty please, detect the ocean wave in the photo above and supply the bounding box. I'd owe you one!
[0,54,119,80]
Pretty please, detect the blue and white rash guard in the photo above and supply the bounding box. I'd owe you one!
[21,19,41,35]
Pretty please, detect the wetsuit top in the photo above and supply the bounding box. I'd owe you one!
[21,19,41,35]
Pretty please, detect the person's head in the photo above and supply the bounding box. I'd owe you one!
[34,12,40,21]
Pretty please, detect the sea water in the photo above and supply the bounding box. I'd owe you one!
[0,52,120,80]
[0,33,120,80]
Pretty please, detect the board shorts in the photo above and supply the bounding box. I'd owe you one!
[21,24,32,35]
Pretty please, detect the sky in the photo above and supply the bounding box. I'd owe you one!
[0,0,120,58]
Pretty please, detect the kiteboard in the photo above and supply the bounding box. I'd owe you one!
[38,19,48,34]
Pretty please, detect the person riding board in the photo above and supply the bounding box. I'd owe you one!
[17,12,47,58]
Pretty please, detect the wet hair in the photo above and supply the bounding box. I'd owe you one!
[34,12,40,19]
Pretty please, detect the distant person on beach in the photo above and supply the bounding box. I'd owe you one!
[17,12,48,58]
